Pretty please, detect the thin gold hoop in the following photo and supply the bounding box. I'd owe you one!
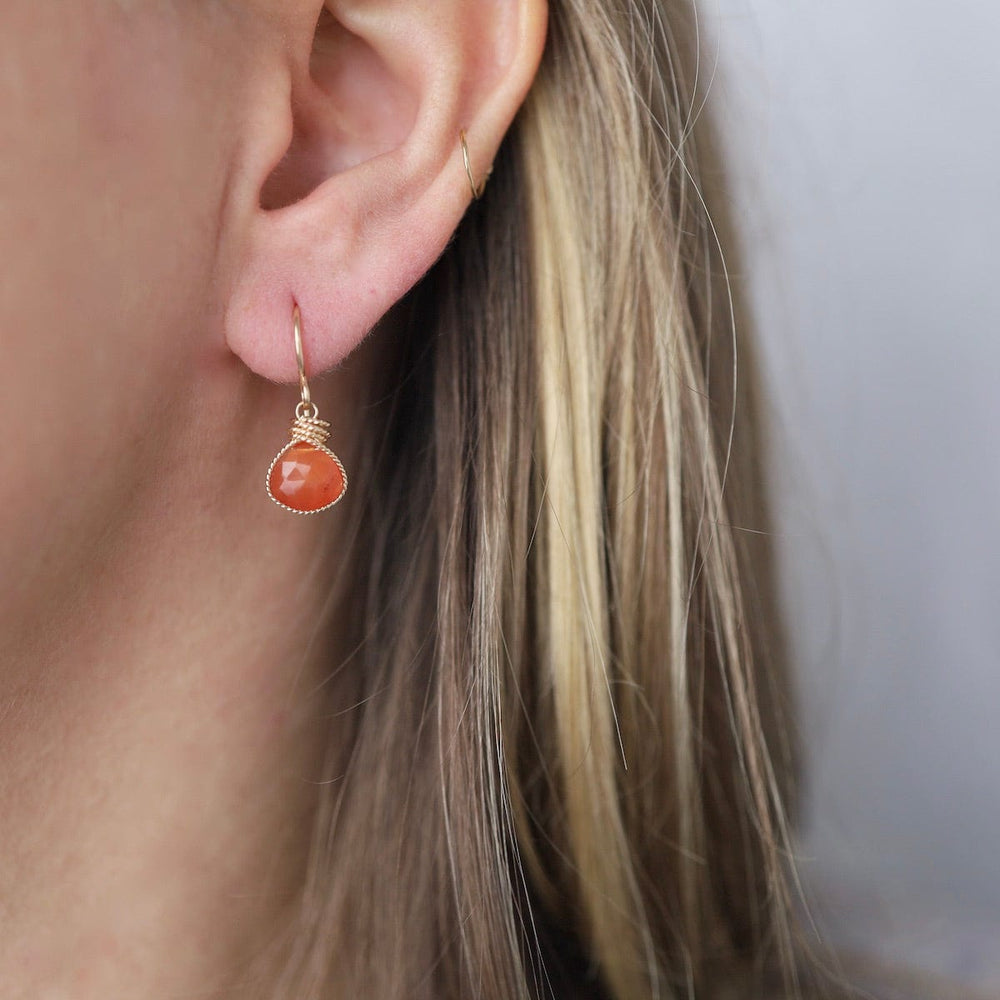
[460,129,491,200]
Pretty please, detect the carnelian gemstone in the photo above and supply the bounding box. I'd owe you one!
[268,441,345,512]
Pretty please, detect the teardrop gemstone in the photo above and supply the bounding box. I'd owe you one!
[267,440,346,513]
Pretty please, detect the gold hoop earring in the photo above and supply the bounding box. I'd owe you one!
[460,129,491,200]
[265,304,347,514]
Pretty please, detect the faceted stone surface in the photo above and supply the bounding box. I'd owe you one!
[268,440,345,513]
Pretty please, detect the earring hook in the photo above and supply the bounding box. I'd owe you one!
[292,303,312,411]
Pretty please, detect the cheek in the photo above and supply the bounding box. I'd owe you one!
[0,4,246,627]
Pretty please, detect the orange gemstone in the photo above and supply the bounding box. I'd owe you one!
[267,440,346,513]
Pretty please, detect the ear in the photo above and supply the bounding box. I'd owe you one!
[225,0,548,382]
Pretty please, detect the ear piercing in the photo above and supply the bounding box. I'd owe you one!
[265,304,347,514]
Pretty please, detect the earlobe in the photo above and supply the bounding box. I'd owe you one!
[224,0,547,384]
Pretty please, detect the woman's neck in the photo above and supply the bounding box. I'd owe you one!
[0,355,364,997]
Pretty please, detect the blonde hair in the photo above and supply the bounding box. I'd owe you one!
[251,1,846,997]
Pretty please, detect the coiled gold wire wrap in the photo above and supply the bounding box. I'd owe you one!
[290,403,331,448]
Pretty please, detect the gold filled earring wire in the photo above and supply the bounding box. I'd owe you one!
[460,129,492,200]
[265,304,347,514]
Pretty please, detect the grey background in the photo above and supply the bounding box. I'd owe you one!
[702,0,1000,984]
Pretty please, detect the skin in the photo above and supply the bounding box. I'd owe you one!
[0,1,546,995]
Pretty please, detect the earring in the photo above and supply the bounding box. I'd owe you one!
[265,304,348,514]
[460,129,492,200]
